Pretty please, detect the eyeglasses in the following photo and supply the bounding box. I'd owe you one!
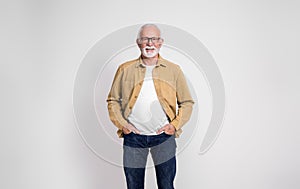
[137,37,163,44]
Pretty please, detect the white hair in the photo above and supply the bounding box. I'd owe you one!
[137,24,162,39]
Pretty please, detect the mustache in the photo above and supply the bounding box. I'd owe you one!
[143,46,157,51]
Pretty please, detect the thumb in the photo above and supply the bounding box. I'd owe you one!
[130,125,140,134]
[133,128,141,134]
[157,125,166,134]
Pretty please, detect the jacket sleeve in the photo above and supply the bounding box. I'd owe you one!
[170,67,194,130]
[106,66,128,130]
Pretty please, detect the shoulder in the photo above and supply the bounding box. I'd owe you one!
[160,57,182,72]
[118,58,139,70]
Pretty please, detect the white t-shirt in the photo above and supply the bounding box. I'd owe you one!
[127,64,169,135]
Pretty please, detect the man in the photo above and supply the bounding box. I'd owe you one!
[107,24,194,189]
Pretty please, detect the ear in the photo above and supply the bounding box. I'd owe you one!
[136,39,142,49]
[158,38,164,47]
[158,40,164,48]
[136,39,140,45]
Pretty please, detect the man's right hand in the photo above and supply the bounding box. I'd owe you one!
[122,123,140,135]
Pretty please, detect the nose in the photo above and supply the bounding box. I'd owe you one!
[147,38,153,45]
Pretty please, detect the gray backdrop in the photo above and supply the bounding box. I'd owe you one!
[1,0,300,188]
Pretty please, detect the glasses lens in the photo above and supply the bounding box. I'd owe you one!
[139,37,162,44]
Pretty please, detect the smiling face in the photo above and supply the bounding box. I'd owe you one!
[136,25,164,58]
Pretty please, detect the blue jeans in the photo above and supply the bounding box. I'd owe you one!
[123,132,177,189]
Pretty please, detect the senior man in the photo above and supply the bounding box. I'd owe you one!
[107,24,194,189]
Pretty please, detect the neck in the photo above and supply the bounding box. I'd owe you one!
[141,55,158,66]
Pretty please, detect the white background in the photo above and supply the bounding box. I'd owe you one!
[1,0,300,188]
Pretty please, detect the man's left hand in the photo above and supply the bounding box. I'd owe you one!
[157,124,176,135]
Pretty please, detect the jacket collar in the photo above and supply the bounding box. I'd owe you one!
[135,54,167,68]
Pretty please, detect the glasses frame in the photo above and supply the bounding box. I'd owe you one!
[137,37,164,44]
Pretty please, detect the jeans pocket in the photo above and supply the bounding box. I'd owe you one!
[162,132,174,137]
[123,132,134,138]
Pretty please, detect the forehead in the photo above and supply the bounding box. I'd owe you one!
[140,26,160,37]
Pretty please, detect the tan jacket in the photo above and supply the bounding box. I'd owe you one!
[107,55,194,138]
